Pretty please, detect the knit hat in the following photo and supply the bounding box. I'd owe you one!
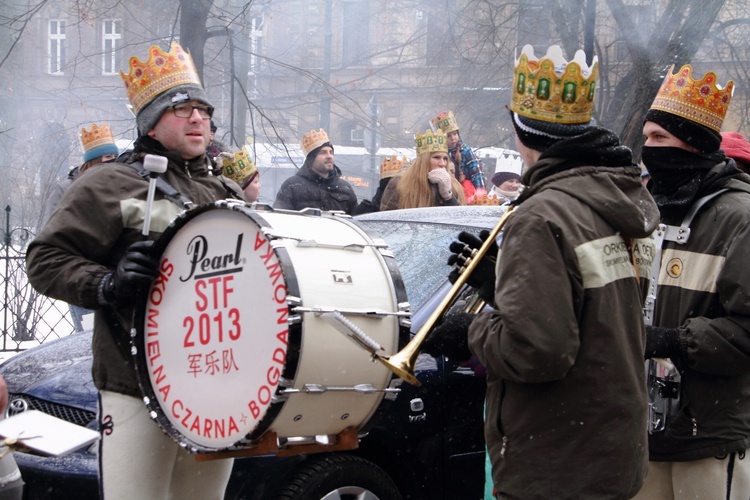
[120,43,212,135]
[80,123,119,162]
[720,132,750,170]
[491,170,520,187]
[510,111,590,152]
[306,142,334,162]
[136,86,211,136]
[644,109,721,154]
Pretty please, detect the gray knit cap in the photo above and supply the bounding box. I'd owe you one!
[136,85,212,135]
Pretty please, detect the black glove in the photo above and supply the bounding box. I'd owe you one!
[99,240,159,307]
[422,312,475,361]
[447,230,498,305]
[644,325,683,360]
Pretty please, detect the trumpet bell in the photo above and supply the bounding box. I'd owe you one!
[375,206,515,387]
[377,353,421,387]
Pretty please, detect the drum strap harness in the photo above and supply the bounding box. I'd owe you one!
[99,161,243,372]
[129,161,195,209]
[645,188,728,434]
[98,161,194,367]
[102,161,223,365]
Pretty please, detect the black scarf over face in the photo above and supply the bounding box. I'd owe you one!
[642,146,740,225]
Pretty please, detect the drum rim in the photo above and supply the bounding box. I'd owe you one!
[132,201,303,453]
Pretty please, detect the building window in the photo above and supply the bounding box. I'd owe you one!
[342,1,370,66]
[102,20,122,75]
[48,19,66,74]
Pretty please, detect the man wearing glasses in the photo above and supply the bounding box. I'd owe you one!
[26,43,242,499]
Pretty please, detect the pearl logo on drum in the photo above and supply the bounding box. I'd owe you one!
[181,233,246,282]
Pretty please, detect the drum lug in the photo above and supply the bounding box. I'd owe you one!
[287,296,302,307]
[385,378,403,401]
[272,392,289,404]
[279,383,400,395]
[287,296,302,325]
[398,302,412,328]
[272,378,295,403]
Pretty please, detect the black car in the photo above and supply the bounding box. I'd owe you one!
[1,205,506,499]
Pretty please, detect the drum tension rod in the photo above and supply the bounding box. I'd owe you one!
[292,306,410,318]
[280,384,400,395]
[261,229,390,252]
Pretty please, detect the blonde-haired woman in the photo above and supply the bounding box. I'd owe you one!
[380,130,466,210]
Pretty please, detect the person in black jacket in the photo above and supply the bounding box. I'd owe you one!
[273,128,357,214]
[353,155,408,215]
[635,64,750,500]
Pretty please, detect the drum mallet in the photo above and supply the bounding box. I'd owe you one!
[142,154,168,237]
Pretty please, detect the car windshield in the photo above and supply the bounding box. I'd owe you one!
[356,219,471,311]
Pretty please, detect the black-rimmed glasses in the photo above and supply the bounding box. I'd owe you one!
[170,103,214,119]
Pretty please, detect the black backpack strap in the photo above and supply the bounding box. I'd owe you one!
[128,161,194,210]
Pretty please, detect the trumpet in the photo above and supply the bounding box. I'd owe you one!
[376,206,516,386]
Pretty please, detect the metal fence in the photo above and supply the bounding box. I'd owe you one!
[0,206,77,353]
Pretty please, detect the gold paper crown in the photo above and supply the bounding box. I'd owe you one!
[471,193,501,206]
[80,123,115,152]
[301,128,330,156]
[120,43,203,114]
[649,64,734,132]
[220,146,257,187]
[431,111,459,134]
[380,156,407,179]
[415,129,448,156]
[510,44,599,124]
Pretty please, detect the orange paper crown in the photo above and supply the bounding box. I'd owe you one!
[510,44,599,124]
[301,129,330,156]
[120,43,203,114]
[431,111,459,134]
[649,64,734,132]
[380,156,407,179]
[415,129,448,156]
[80,123,115,153]
[220,146,257,188]
[471,193,501,206]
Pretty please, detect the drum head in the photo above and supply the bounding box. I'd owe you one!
[134,203,292,452]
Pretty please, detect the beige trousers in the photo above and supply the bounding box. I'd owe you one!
[99,390,234,500]
[634,454,750,500]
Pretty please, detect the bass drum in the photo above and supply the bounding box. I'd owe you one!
[133,201,409,454]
